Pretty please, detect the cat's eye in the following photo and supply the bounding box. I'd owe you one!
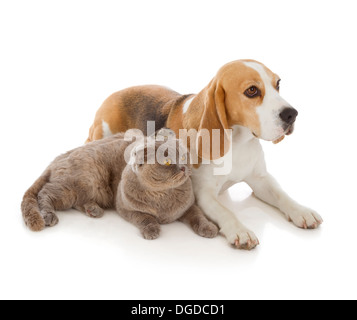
[164,159,172,166]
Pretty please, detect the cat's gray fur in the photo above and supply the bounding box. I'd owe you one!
[21,131,218,240]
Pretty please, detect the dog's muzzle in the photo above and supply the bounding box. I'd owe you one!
[280,107,298,136]
[280,107,298,125]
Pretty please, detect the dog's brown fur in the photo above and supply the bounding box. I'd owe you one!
[86,60,282,161]
[21,133,218,240]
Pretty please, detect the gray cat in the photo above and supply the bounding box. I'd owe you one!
[21,130,218,240]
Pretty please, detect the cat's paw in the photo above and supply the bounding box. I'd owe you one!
[141,223,161,240]
[42,212,59,227]
[197,221,219,238]
[84,204,104,218]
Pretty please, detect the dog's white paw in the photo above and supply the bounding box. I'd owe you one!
[225,228,259,250]
[286,206,323,229]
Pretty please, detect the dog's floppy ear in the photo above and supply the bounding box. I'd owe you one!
[197,77,231,160]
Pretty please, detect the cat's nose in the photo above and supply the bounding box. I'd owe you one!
[180,166,186,172]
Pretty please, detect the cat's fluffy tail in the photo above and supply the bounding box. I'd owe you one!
[21,171,50,231]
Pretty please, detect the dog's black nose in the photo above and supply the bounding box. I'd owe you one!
[279,107,298,124]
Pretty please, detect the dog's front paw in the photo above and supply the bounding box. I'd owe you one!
[286,207,323,229]
[225,228,259,250]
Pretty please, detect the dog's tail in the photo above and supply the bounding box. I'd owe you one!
[21,170,50,231]
[85,125,94,144]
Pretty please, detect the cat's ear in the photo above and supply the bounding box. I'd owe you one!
[155,128,176,142]
[130,144,146,162]
[129,143,146,169]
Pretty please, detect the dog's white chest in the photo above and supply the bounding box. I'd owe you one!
[230,135,263,180]
[192,126,264,194]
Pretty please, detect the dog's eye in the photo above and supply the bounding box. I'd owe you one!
[244,86,261,98]
[276,79,281,91]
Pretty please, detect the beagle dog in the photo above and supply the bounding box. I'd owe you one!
[86,59,323,250]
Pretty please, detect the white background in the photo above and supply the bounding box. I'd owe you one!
[1,0,356,300]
